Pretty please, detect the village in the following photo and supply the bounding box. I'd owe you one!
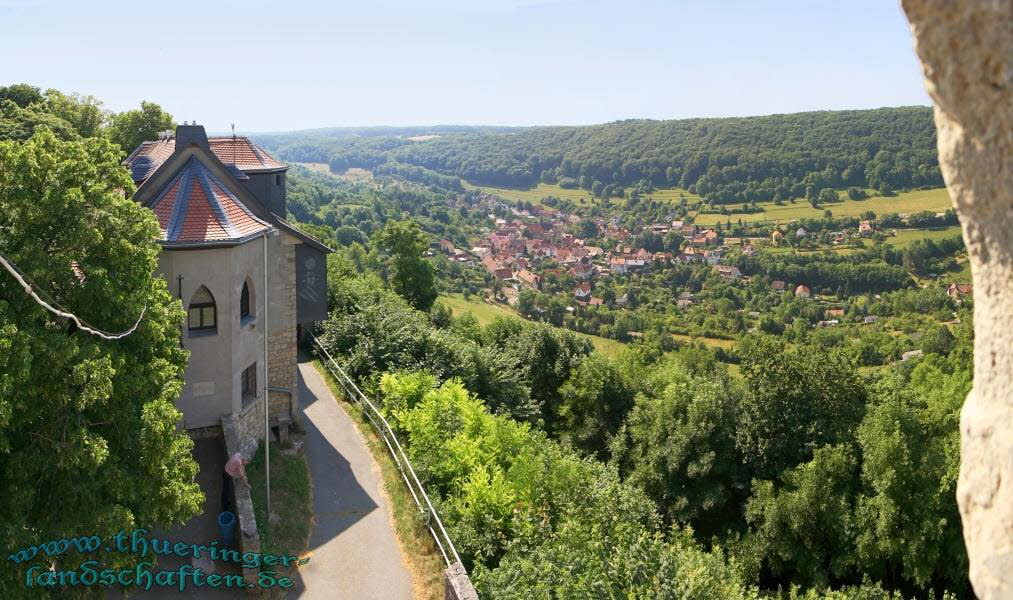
[428,191,936,324]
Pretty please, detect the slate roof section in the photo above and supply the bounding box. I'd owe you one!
[124,136,285,184]
[148,156,271,245]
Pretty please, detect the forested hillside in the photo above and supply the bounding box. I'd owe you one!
[259,106,941,205]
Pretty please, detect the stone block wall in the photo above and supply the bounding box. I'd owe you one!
[236,395,264,459]
[444,562,478,600]
[222,416,262,593]
[268,239,298,423]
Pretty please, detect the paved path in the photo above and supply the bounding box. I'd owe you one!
[287,357,414,600]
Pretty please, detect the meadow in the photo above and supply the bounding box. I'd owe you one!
[692,187,952,225]
[439,293,627,357]
[464,181,703,208]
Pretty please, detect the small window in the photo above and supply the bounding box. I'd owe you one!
[240,281,251,320]
[275,174,281,186]
[188,286,217,332]
[242,363,257,408]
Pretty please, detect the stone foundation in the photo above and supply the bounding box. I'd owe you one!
[444,562,478,600]
[236,395,265,459]
[222,416,262,594]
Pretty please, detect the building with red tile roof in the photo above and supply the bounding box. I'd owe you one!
[126,124,331,457]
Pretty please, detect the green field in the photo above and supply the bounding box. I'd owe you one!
[883,225,963,247]
[672,333,736,350]
[692,187,952,226]
[464,181,703,208]
[439,294,627,357]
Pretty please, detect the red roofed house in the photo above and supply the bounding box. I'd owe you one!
[517,269,541,291]
[573,282,593,301]
[947,283,973,303]
[795,284,812,298]
[125,124,331,456]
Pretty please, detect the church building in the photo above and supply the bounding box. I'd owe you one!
[124,124,330,455]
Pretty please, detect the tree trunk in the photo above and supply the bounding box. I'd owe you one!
[901,1,1013,598]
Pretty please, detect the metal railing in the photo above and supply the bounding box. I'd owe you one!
[310,333,465,570]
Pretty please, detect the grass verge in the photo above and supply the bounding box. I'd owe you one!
[247,441,312,558]
[310,359,446,600]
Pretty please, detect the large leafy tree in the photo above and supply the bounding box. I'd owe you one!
[736,337,867,479]
[373,219,437,311]
[0,129,201,597]
[612,367,742,537]
[557,353,634,459]
[105,100,174,154]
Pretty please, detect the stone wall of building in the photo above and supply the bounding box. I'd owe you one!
[268,237,298,424]
[235,395,264,459]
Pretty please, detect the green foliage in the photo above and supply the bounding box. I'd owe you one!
[745,444,860,588]
[737,337,867,479]
[105,100,174,153]
[0,129,201,596]
[380,374,758,599]
[373,220,438,311]
[556,353,634,459]
[612,363,743,537]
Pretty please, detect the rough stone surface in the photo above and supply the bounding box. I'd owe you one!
[223,415,262,592]
[901,2,1013,598]
[236,395,265,459]
[444,562,479,600]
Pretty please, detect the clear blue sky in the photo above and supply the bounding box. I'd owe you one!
[1,0,930,133]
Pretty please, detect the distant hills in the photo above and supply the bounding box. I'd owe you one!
[255,106,941,205]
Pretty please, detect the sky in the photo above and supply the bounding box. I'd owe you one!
[1,0,931,133]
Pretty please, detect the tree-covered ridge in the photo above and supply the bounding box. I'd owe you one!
[262,106,941,205]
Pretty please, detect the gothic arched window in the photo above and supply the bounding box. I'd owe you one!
[240,281,251,320]
[188,286,217,332]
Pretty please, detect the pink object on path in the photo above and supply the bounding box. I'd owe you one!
[225,452,248,480]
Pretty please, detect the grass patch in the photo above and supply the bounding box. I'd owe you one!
[464,181,702,209]
[310,360,446,600]
[247,442,312,558]
[692,187,952,226]
[881,225,963,248]
[672,333,736,350]
[440,293,516,326]
[440,293,627,358]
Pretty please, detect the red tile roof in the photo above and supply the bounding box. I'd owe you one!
[124,136,285,183]
[148,156,271,244]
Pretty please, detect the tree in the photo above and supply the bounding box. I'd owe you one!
[0,129,201,596]
[919,324,955,356]
[613,368,742,538]
[745,444,859,589]
[818,188,838,204]
[0,83,43,107]
[106,101,174,153]
[557,354,634,459]
[373,220,437,311]
[737,338,866,479]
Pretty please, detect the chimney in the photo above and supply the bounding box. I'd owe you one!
[175,123,209,149]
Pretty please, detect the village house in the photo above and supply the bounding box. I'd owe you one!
[771,229,784,246]
[795,284,812,298]
[516,269,541,291]
[714,265,743,281]
[827,308,846,318]
[123,124,331,455]
[859,220,874,236]
[947,283,973,303]
[573,282,593,301]
[771,279,787,292]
